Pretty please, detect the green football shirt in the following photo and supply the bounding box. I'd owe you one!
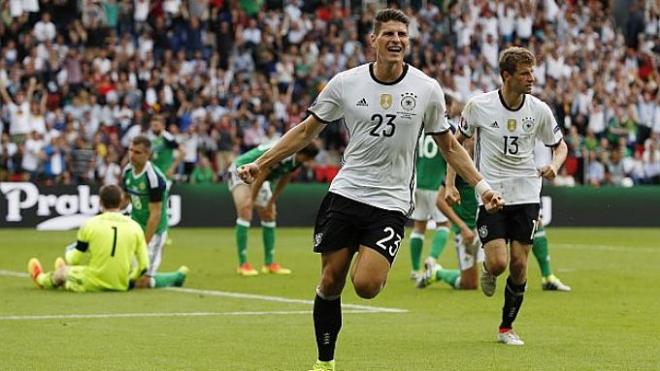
[149,131,178,177]
[122,162,169,234]
[416,134,446,190]
[235,141,301,181]
[72,212,149,291]
[450,175,478,234]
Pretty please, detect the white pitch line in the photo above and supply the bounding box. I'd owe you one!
[165,287,407,313]
[0,270,29,278]
[0,309,383,321]
[552,243,658,253]
[0,270,408,314]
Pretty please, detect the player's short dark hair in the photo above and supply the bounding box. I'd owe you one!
[373,8,409,34]
[132,135,152,150]
[297,142,320,159]
[100,184,123,209]
[498,47,536,79]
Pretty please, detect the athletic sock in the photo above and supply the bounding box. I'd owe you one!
[235,218,250,265]
[499,276,527,330]
[262,221,276,265]
[429,226,449,260]
[313,290,342,362]
[409,232,424,272]
[36,272,55,289]
[152,271,184,288]
[532,225,552,278]
[435,267,460,289]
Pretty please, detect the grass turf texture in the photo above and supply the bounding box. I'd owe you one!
[1,227,659,370]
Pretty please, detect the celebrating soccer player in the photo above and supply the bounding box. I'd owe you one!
[237,9,503,370]
[455,47,568,345]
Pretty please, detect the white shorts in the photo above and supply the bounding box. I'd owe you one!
[411,189,448,223]
[455,231,484,271]
[227,163,272,208]
[146,231,168,276]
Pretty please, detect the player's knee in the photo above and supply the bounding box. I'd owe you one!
[509,258,528,277]
[352,278,383,299]
[319,273,345,297]
[487,258,507,275]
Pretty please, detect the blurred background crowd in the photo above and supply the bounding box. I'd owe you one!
[0,0,658,187]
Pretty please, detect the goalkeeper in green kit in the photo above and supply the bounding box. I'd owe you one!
[27,185,186,291]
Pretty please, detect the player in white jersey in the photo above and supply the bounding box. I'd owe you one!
[455,47,567,346]
[238,9,503,371]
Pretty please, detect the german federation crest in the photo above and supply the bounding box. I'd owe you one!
[522,117,534,133]
[400,92,417,111]
[380,94,393,110]
[478,225,488,239]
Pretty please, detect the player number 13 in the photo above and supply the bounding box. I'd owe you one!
[502,135,519,155]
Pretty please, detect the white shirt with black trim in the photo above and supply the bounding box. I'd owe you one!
[308,63,450,214]
[460,90,563,205]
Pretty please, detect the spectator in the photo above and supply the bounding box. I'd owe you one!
[587,151,606,187]
[190,154,216,184]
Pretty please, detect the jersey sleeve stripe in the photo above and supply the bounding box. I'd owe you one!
[145,164,160,189]
[458,126,473,138]
[545,138,564,148]
[306,110,334,124]
[426,128,451,135]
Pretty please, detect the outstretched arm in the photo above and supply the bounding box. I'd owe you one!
[239,115,326,183]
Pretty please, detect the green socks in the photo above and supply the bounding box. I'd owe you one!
[262,221,276,265]
[532,225,553,277]
[409,232,424,271]
[430,226,449,259]
[153,271,184,288]
[36,272,55,289]
[236,218,250,265]
[436,268,461,289]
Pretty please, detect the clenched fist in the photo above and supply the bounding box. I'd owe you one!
[238,163,261,184]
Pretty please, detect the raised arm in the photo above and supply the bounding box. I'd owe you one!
[26,78,37,103]
[0,79,13,104]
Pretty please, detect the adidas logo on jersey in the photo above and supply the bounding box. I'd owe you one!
[356,98,368,107]
[490,121,499,128]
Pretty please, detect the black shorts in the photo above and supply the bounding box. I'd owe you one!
[476,203,540,245]
[313,192,408,265]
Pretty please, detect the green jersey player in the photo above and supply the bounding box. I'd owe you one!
[228,140,319,276]
[122,135,187,288]
[148,115,183,179]
[416,148,485,290]
[408,133,451,280]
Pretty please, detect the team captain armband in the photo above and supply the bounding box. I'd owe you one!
[475,179,492,198]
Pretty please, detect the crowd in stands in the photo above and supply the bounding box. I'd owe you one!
[0,0,658,187]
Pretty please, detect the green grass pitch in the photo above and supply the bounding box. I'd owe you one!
[1,227,659,370]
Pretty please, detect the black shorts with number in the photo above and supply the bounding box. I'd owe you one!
[313,192,408,265]
[476,203,540,245]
